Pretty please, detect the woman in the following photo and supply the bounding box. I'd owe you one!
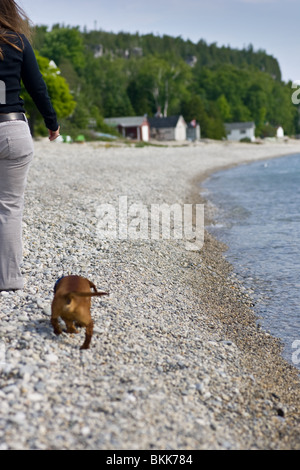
[0,0,59,291]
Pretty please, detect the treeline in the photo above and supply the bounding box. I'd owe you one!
[27,24,299,139]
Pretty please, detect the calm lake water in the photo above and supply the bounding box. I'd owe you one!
[203,153,300,368]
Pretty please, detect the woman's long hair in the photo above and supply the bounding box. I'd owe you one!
[0,0,32,59]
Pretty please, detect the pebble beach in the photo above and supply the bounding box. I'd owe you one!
[0,138,300,450]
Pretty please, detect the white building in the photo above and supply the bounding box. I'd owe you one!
[225,122,256,142]
[148,115,187,141]
[187,120,201,141]
[276,126,284,138]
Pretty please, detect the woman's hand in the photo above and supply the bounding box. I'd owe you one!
[48,126,60,141]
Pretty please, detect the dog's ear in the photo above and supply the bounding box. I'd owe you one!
[88,280,109,296]
[88,280,98,293]
[54,275,65,293]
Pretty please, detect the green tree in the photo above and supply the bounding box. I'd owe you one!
[245,84,268,134]
[216,94,232,121]
[40,25,85,72]
[83,56,135,117]
[267,81,298,135]
[128,55,191,117]
[181,95,225,139]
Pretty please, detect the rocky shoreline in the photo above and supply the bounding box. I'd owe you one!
[0,139,299,449]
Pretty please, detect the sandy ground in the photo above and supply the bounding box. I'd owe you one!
[0,137,300,450]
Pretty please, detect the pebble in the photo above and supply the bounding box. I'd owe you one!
[27,393,44,402]
[0,141,299,450]
[44,353,59,364]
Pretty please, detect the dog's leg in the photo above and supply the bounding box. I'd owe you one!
[51,316,62,336]
[80,320,94,350]
[65,320,79,334]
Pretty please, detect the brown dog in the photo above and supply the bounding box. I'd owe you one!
[51,275,108,350]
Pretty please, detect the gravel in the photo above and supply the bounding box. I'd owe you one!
[0,138,300,450]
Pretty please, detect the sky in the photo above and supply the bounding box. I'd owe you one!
[19,0,300,83]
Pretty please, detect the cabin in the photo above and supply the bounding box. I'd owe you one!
[276,126,284,138]
[187,120,201,141]
[225,122,256,142]
[104,116,150,142]
[148,115,187,141]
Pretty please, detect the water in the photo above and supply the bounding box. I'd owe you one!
[202,153,300,368]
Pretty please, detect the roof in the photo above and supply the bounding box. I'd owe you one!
[104,116,148,128]
[148,115,186,129]
[224,122,255,131]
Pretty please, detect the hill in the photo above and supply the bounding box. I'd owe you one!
[83,30,282,80]
[31,25,299,139]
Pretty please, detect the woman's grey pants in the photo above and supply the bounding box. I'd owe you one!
[0,120,34,290]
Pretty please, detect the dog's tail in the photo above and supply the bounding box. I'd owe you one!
[67,291,109,298]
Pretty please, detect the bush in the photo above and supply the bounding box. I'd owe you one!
[260,123,276,138]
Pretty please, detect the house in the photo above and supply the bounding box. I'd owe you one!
[148,115,187,141]
[187,120,201,141]
[104,116,150,142]
[276,126,284,138]
[225,122,256,142]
